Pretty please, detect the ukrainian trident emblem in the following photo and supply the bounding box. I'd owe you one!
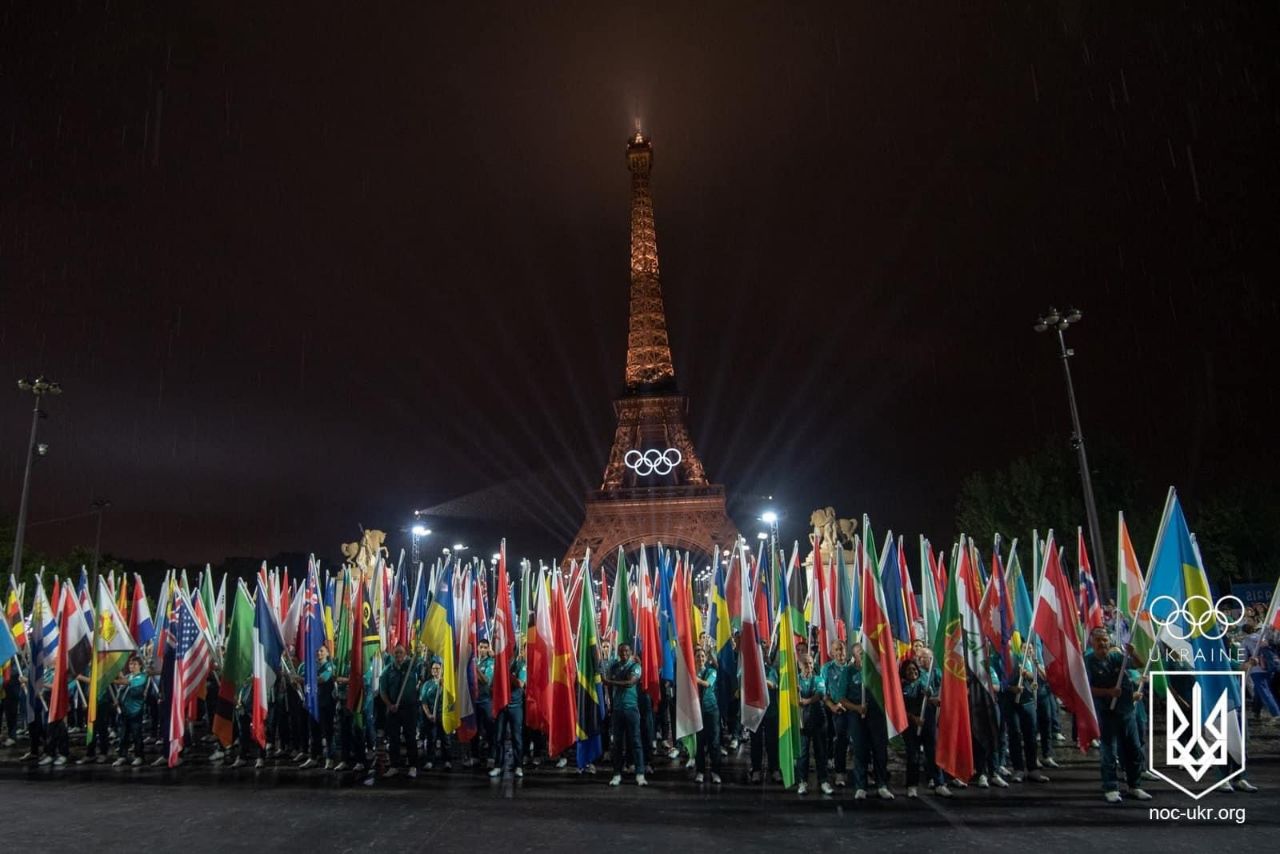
[1166,681,1228,782]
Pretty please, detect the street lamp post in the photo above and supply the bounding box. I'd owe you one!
[90,498,112,597]
[11,377,62,578]
[1034,307,1110,603]
[410,511,431,568]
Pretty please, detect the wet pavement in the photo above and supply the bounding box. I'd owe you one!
[2,724,1278,852]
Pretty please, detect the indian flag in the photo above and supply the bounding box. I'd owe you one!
[1115,511,1154,661]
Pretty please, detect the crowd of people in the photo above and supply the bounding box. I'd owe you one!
[4,605,1274,802]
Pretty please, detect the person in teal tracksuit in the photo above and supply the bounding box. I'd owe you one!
[1084,626,1150,803]
[378,644,419,778]
[604,642,646,786]
[302,645,336,768]
[473,639,495,767]
[420,660,450,770]
[749,653,780,782]
[113,656,148,766]
[822,640,851,785]
[491,654,527,777]
[693,647,722,784]
[843,643,891,799]
[795,652,829,795]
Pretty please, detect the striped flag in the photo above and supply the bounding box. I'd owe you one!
[169,591,213,766]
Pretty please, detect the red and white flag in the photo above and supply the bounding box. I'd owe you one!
[1032,530,1100,751]
[739,540,769,733]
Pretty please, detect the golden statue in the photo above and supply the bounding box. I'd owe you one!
[340,528,387,580]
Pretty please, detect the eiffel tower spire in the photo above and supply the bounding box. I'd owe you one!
[624,131,677,392]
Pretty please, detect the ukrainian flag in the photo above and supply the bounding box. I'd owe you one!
[420,568,458,734]
[1143,488,1244,764]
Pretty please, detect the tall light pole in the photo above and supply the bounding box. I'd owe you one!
[410,510,431,568]
[11,377,62,578]
[1034,307,1110,603]
[90,498,111,598]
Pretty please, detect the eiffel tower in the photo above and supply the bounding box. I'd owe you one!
[565,131,739,564]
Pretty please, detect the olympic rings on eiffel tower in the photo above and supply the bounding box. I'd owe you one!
[624,447,683,476]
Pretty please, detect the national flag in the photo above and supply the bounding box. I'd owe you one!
[956,537,999,761]
[50,585,91,723]
[776,543,801,788]
[200,568,217,637]
[525,566,551,734]
[835,541,856,647]
[252,581,285,747]
[1115,512,1155,661]
[609,548,634,647]
[131,578,156,650]
[213,581,254,747]
[1031,530,1101,751]
[979,538,1014,674]
[1141,488,1245,766]
[168,591,213,766]
[575,561,605,768]
[301,568,325,721]
[898,536,921,635]
[670,560,702,750]
[547,566,579,758]
[0,616,17,670]
[739,540,769,733]
[87,577,137,745]
[709,550,732,658]
[344,578,367,725]
[1006,541,1034,654]
[454,568,477,743]
[812,532,837,662]
[785,542,805,635]
[1077,527,1104,632]
[921,537,942,648]
[860,525,909,737]
[5,583,25,651]
[33,577,59,671]
[1262,578,1280,633]
[931,539,974,781]
[421,566,458,733]
[492,539,514,715]
[879,532,912,658]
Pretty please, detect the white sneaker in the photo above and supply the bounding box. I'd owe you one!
[1028,771,1051,783]
[514,767,524,778]
[113,757,127,767]
[254,758,264,769]
[53,756,67,767]
[796,781,807,795]
[695,772,705,784]
[991,774,1009,788]
[853,788,867,800]
[729,738,739,750]
[1130,787,1153,800]
[1011,772,1025,782]
[835,773,847,787]
[636,774,648,787]
[1237,780,1258,793]
[489,766,503,778]
[150,756,166,767]
[1104,791,1122,803]
[997,765,1012,777]
[935,784,953,798]
[1220,781,1235,793]
[131,757,142,767]
[333,761,348,771]
[585,763,597,775]
[384,767,398,778]
[685,758,695,769]
[667,748,680,760]
[711,773,721,784]
[623,764,635,774]
[209,749,225,761]
[820,781,834,795]
[324,759,333,770]
[1042,756,1061,768]
[423,762,432,770]
[950,777,968,789]
[231,758,245,768]
[299,758,316,769]
[906,786,918,798]
[408,767,418,779]
[1,737,15,747]
[877,786,895,800]
[609,774,622,787]
[556,757,568,769]
[1054,733,1066,743]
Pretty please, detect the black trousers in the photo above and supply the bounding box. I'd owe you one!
[386,708,418,768]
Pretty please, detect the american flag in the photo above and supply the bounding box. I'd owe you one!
[168,593,212,767]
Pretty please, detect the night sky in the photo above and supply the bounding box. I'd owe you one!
[2,2,1277,567]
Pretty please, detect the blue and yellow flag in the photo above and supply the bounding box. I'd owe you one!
[420,567,457,734]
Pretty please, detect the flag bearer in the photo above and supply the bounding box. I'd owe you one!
[822,640,850,786]
[421,660,450,770]
[378,644,419,778]
[795,653,831,796]
[604,642,646,787]
[1084,626,1150,803]
[843,643,892,800]
[489,653,526,777]
[112,656,148,766]
[692,647,722,784]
